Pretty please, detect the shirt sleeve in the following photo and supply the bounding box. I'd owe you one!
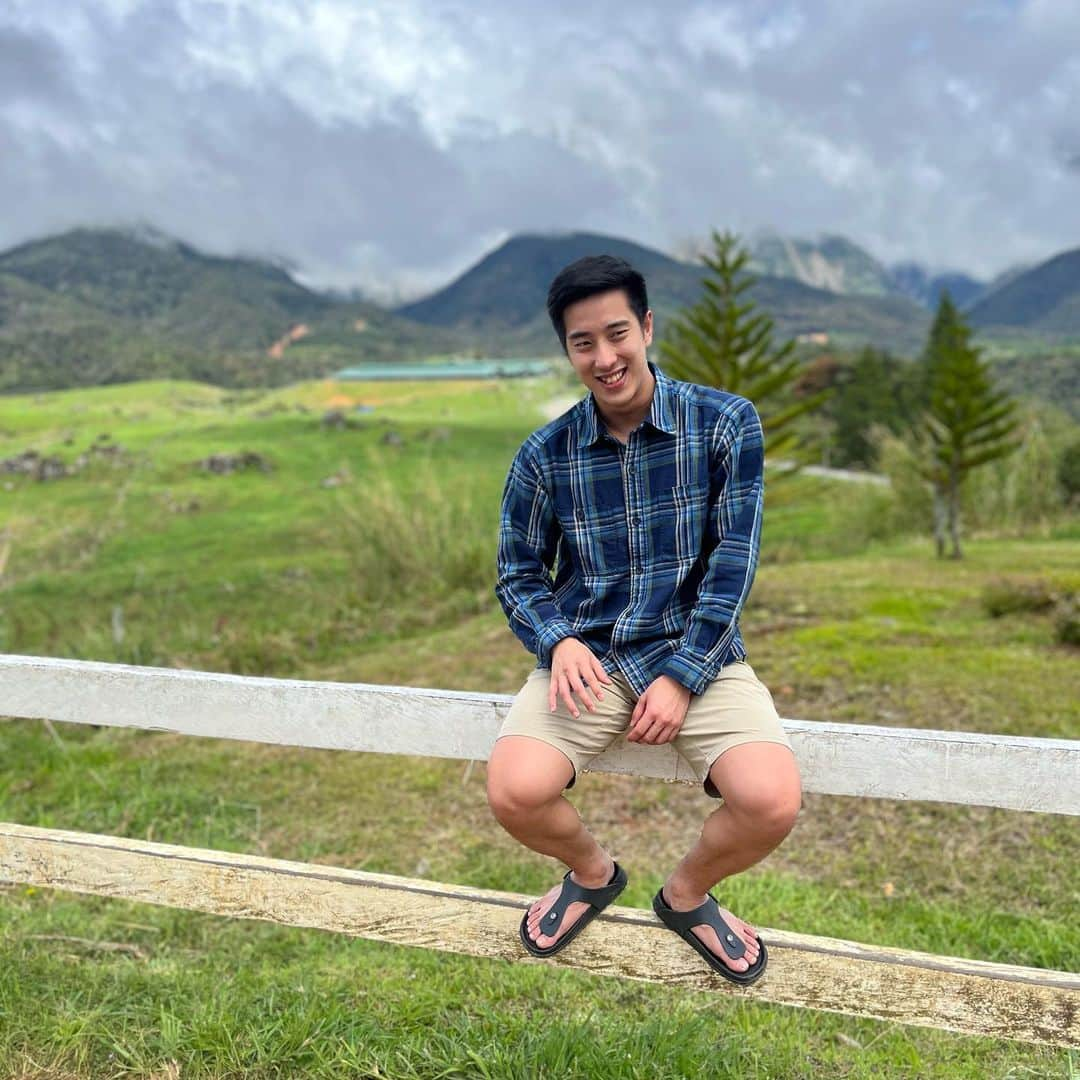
[495,443,578,666]
[660,398,764,695]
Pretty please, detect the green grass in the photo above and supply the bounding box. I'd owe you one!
[0,377,1078,1077]
[2,898,1074,1079]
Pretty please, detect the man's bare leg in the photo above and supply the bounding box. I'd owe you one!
[662,742,801,974]
[487,735,615,950]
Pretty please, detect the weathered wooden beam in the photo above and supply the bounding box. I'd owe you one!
[0,823,1075,1047]
[2,654,1077,814]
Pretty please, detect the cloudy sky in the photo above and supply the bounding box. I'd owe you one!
[2,0,1078,300]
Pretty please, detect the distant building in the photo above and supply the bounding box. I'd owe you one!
[796,331,830,346]
[334,358,554,381]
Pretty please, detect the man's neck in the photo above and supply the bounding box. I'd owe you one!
[597,366,656,444]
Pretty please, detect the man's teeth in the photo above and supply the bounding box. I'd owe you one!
[598,370,625,385]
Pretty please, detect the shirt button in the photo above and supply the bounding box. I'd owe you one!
[631,514,641,525]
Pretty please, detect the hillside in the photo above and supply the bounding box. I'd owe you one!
[398,231,933,353]
[0,228,464,391]
[0,226,331,351]
[968,247,1080,335]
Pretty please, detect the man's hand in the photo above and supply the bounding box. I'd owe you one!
[627,675,691,744]
[549,638,613,718]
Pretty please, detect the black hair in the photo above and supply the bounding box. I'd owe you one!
[546,255,649,353]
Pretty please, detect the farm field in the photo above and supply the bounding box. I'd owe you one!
[0,376,1078,1078]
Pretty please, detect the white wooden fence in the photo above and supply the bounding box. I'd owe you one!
[1,653,1077,1048]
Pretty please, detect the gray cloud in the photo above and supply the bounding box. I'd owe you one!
[1,0,1078,298]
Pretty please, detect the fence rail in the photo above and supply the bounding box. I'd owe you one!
[1,653,1078,1048]
[2,655,1077,814]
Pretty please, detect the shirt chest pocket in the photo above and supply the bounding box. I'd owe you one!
[562,495,628,576]
[651,482,710,564]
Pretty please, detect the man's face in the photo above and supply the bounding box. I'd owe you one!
[563,289,654,414]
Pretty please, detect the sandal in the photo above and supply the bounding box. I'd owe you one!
[520,862,628,958]
[652,888,768,986]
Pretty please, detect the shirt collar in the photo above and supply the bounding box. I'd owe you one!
[577,361,678,446]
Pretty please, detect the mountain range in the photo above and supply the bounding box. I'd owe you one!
[0,225,1077,396]
[398,231,939,355]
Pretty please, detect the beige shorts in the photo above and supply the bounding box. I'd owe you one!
[497,660,792,799]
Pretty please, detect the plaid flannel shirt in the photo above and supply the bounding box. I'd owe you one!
[495,364,764,696]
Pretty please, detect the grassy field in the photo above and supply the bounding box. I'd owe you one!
[0,377,1077,1078]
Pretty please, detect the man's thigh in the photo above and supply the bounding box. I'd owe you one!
[495,668,636,788]
[674,661,793,798]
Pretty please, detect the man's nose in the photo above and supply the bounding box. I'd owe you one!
[595,340,617,367]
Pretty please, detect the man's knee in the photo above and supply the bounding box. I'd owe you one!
[744,787,801,840]
[487,773,550,823]
[709,744,802,841]
[486,737,572,823]
[726,776,801,839]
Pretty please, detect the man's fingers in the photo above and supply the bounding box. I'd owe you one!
[593,660,613,686]
[568,671,597,713]
[629,706,655,741]
[582,670,607,704]
[559,678,581,718]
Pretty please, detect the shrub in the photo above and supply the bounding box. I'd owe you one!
[981,580,1058,618]
[1059,440,1080,504]
[962,413,1063,533]
[1054,594,1080,647]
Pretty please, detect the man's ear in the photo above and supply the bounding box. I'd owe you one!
[642,309,654,346]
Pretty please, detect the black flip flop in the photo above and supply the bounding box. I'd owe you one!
[520,863,628,958]
[652,888,768,986]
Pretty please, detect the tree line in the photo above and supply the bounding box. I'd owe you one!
[660,231,1077,559]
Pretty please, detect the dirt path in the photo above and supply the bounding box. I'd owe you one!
[539,393,583,421]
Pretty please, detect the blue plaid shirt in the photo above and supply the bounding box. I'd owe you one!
[495,364,764,696]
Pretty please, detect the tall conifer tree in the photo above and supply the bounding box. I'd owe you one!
[917,292,1021,558]
[659,231,826,465]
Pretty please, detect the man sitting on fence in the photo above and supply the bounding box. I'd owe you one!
[489,255,802,984]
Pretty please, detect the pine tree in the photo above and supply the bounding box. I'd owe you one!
[827,348,901,468]
[916,292,1021,558]
[658,230,826,466]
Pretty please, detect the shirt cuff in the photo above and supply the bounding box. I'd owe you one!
[536,620,579,667]
[659,651,717,696]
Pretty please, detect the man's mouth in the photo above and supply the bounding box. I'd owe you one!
[596,368,627,388]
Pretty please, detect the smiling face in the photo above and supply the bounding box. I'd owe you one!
[563,288,655,435]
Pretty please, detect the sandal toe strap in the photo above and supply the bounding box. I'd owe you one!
[542,865,625,937]
[663,894,747,961]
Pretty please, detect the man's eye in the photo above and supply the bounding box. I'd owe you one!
[611,331,628,342]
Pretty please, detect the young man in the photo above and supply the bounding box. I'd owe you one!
[490,255,801,984]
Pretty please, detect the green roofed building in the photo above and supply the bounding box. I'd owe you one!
[334,358,554,381]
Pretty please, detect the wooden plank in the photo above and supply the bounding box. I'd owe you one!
[1,653,1078,814]
[1,823,1076,1047]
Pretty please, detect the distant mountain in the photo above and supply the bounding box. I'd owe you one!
[0,227,463,391]
[967,248,1080,334]
[398,232,702,337]
[0,226,331,351]
[744,232,992,311]
[749,231,897,298]
[889,262,986,309]
[398,231,932,353]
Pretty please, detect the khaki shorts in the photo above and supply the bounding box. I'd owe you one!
[497,661,792,799]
